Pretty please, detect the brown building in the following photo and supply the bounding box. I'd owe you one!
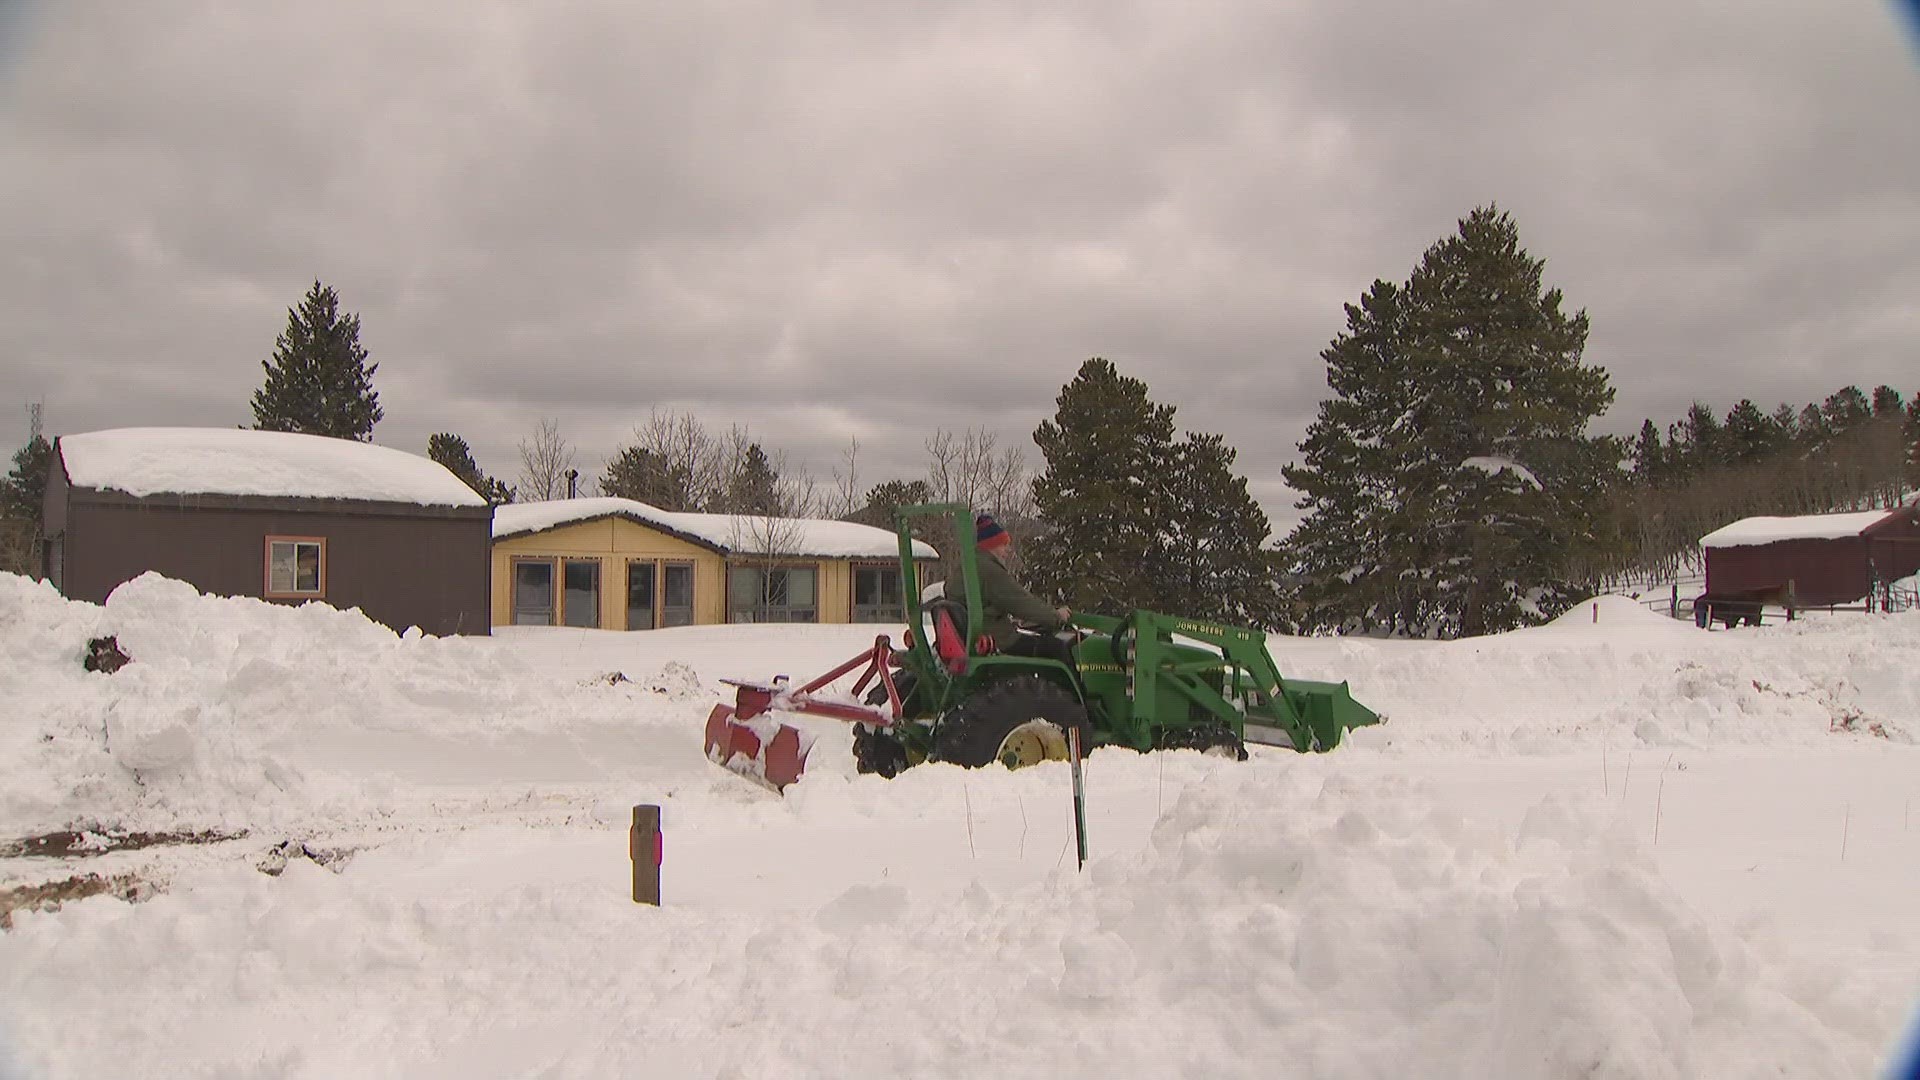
[44,428,493,636]
[1699,500,1920,613]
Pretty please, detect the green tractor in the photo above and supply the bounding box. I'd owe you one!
[703,503,1380,791]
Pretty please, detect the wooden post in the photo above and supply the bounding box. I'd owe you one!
[631,804,661,905]
[1786,579,1796,622]
[1669,583,1678,619]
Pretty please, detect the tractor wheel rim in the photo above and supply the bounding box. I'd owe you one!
[996,719,1068,769]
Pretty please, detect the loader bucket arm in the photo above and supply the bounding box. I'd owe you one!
[1115,610,1381,751]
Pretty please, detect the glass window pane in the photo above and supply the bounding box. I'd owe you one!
[788,568,814,606]
[626,562,656,630]
[270,542,295,593]
[564,560,599,628]
[513,562,554,625]
[295,543,321,592]
[662,565,694,626]
[663,565,693,607]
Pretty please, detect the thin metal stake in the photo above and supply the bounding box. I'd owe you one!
[1068,728,1088,871]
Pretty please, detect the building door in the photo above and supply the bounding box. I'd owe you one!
[563,559,601,628]
[626,561,657,630]
[661,563,694,627]
[512,560,555,625]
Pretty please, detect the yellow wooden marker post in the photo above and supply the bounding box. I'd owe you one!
[631,804,661,905]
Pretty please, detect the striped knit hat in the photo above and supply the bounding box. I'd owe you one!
[975,513,1010,550]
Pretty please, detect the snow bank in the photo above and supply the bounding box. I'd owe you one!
[0,764,1890,1077]
[0,573,716,832]
[3,572,1915,1077]
[1279,600,1917,754]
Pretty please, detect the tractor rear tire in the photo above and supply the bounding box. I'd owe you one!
[932,678,1091,770]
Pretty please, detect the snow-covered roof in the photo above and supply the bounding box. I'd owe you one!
[59,427,487,507]
[1700,507,1910,549]
[492,497,936,559]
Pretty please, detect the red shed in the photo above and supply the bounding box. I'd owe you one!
[1699,500,1920,615]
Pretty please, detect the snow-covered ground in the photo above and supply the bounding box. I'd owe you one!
[2,572,1917,1078]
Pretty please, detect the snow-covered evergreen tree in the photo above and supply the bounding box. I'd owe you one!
[1283,206,1617,638]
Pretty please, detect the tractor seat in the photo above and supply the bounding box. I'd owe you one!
[924,598,993,673]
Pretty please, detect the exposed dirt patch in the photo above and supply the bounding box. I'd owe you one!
[0,872,153,929]
[0,827,250,859]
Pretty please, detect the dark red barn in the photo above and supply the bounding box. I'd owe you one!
[1699,501,1920,620]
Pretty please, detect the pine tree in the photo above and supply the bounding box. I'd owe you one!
[1871,385,1904,419]
[1723,399,1777,463]
[851,478,935,528]
[1906,396,1920,487]
[0,431,53,576]
[0,433,50,521]
[428,433,513,503]
[1769,402,1800,443]
[251,281,383,440]
[600,445,690,507]
[1161,432,1283,628]
[1821,385,1871,433]
[1629,419,1665,484]
[1282,206,1616,638]
[1026,358,1177,613]
[722,443,781,515]
[1674,401,1725,474]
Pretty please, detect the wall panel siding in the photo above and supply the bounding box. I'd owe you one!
[492,518,725,628]
[819,561,850,623]
[489,515,931,629]
[64,500,490,636]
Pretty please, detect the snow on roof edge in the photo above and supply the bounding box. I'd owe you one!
[492,497,936,559]
[60,428,486,507]
[1699,506,1912,548]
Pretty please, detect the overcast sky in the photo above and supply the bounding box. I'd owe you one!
[3,1,1917,533]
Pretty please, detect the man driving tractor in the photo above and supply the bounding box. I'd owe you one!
[970,512,1076,669]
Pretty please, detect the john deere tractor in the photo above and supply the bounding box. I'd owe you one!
[704,503,1380,791]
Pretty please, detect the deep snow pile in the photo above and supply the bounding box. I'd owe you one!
[1284,594,1916,753]
[0,573,718,834]
[2,574,1916,1078]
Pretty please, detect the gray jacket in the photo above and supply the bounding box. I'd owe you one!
[974,550,1064,649]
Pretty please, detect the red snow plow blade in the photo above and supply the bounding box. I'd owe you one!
[703,636,904,794]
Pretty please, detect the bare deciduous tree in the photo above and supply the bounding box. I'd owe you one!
[627,409,723,510]
[517,418,574,501]
[925,427,1032,519]
[724,468,823,622]
[829,436,861,520]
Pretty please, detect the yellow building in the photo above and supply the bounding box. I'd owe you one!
[490,498,936,630]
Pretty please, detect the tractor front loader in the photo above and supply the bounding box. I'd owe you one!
[704,504,1381,792]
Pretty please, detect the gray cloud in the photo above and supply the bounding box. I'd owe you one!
[3,1,1916,536]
